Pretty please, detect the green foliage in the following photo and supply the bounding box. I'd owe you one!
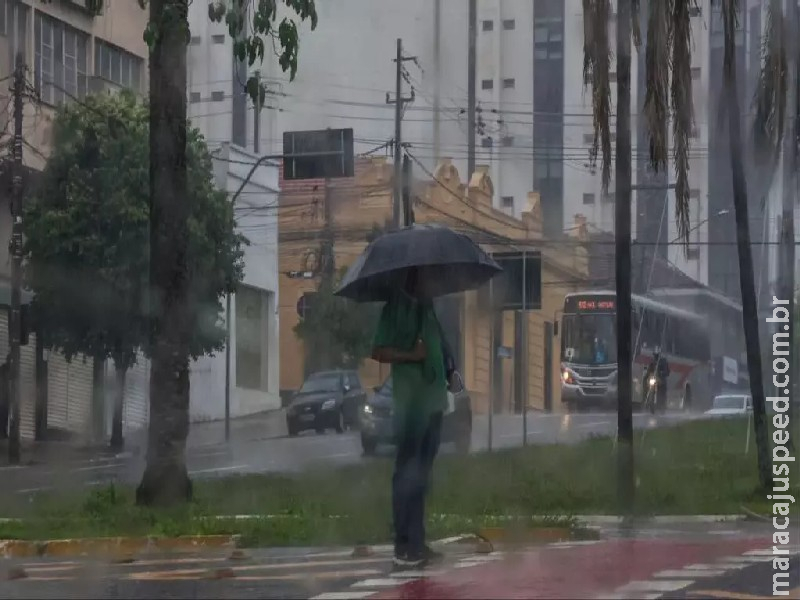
[24,92,246,366]
[293,269,380,371]
[140,0,317,106]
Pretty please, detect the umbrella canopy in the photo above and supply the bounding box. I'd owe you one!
[335,224,502,302]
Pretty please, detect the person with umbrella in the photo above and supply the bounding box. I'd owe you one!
[371,267,448,569]
[336,224,502,570]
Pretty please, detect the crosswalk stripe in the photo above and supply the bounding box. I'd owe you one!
[233,569,382,582]
[310,592,375,599]
[653,568,727,578]
[351,578,403,588]
[615,579,695,593]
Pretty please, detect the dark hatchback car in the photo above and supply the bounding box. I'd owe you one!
[360,375,472,455]
[286,370,367,436]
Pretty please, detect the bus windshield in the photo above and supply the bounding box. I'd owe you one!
[562,312,617,365]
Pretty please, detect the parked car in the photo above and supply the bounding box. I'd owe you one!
[704,394,752,417]
[286,370,367,435]
[360,375,472,455]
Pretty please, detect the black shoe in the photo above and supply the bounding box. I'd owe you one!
[393,551,425,570]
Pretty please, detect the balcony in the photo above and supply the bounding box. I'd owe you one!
[62,0,104,17]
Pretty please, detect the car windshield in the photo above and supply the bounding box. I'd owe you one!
[299,374,341,394]
[713,396,747,410]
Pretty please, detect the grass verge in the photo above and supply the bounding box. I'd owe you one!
[0,418,794,546]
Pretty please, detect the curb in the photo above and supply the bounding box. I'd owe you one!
[0,535,239,558]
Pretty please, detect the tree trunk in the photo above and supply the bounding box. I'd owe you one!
[615,0,635,515]
[722,0,772,490]
[91,352,105,443]
[110,361,126,452]
[136,0,192,507]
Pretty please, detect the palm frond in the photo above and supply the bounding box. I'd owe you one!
[643,0,671,173]
[752,0,787,176]
[583,0,613,194]
[671,0,694,247]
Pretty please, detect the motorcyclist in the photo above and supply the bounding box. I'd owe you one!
[655,353,670,411]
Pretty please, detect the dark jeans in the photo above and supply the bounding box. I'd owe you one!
[392,412,443,556]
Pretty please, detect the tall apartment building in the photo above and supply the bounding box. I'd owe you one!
[0,0,148,440]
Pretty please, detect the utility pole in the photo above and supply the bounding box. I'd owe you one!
[253,71,261,155]
[467,0,477,180]
[778,0,797,447]
[614,0,635,515]
[402,154,413,226]
[433,0,442,163]
[387,39,416,229]
[8,54,24,464]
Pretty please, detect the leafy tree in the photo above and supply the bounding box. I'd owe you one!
[136,0,317,506]
[24,91,245,452]
[294,269,381,374]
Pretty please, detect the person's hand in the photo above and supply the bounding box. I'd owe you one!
[409,338,427,362]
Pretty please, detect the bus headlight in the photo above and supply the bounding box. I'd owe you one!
[648,376,657,387]
[562,368,575,384]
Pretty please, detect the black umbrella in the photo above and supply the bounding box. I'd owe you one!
[335,224,502,302]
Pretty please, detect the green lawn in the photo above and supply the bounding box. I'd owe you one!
[0,418,794,546]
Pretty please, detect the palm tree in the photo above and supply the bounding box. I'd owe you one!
[582,0,697,511]
[718,0,772,488]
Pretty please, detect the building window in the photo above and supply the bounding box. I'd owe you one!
[691,67,701,79]
[583,193,595,205]
[189,91,201,103]
[236,286,270,392]
[482,20,493,32]
[501,196,514,208]
[212,34,226,44]
[35,12,89,104]
[503,19,515,30]
[211,90,225,101]
[689,5,701,17]
[0,0,28,72]
[501,135,514,147]
[502,78,515,89]
[95,40,143,91]
[481,79,494,90]
[481,136,493,148]
[190,35,201,45]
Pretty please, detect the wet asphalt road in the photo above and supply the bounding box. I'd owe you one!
[2,410,699,496]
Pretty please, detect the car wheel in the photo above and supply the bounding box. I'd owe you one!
[315,427,326,435]
[287,420,298,437]
[335,410,345,434]
[361,434,377,456]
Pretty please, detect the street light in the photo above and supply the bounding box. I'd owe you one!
[669,209,730,244]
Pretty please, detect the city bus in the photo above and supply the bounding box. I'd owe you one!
[559,290,711,412]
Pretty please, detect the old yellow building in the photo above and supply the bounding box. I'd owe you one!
[278,158,588,413]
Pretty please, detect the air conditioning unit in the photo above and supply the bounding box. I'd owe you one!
[88,76,122,96]
[64,0,104,16]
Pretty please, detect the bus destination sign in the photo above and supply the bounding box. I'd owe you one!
[565,295,616,313]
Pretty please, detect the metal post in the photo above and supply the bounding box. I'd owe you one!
[522,251,527,446]
[433,0,442,163]
[224,293,231,442]
[467,0,477,180]
[393,38,403,229]
[488,278,494,452]
[8,54,24,464]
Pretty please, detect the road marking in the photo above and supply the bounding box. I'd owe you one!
[325,452,358,459]
[684,563,749,571]
[577,420,611,429]
[228,558,388,572]
[390,570,446,578]
[0,464,24,471]
[653,568,727,578]
[310,592,374,599]
[188,464,248,476]
[686,590,800,600]
[615,579,695,593]
[351,578,403,588]
[75,462,125,473]
[233,568,382,582]
[718,555,774,563]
